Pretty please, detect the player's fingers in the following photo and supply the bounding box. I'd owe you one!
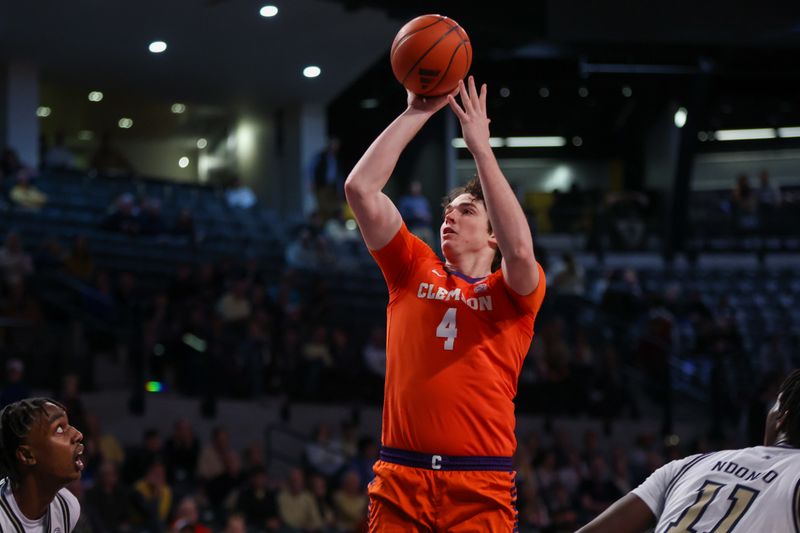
[480,83,488,115]
[468,76,480,110]
[448,94,467,121]
[458,79,471,110]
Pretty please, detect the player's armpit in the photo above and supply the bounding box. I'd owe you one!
[575,493,656,533]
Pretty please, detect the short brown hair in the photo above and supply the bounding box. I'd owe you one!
[442,177,502,271]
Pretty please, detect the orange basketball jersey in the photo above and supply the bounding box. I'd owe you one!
[370,224,546,457]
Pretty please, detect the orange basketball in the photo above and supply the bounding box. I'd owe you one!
[390,14,472,97]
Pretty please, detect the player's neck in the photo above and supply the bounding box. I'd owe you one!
[12,477,59,520]
[444,253,492,280]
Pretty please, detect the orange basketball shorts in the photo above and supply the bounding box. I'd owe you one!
[368,447,519,532]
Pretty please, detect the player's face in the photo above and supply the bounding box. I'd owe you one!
[440,193,495,260]
[23,403,85,484]
[763,394,786,446]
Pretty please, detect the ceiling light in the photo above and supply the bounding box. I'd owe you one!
[499,87,511,98]
[714,128,776,141]
[118,118,133,129]
[578,87,589,98]
[196,138,208,149]
[360,98,379,109]
[149,41,167,53]
[697,131,708,141]
[538,87,550,98]
[259,5,278,17]
[572,136,583,147]
[451,137,505,148]
[777,126,800,138]
[171,103,186,114]
[674,107,688,128]
[505,136,566,148]
[622,85,633,98]
[179,157,190,168]
[303,66,321,78]
[88,91,104,102]
[36,106,51,118]
[78,130,93,141]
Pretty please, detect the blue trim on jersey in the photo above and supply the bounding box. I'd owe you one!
[444,267,486,284]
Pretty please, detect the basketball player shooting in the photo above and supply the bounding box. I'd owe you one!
[344,75,546,531]
[578,369,800,533]
[0,398,84,532]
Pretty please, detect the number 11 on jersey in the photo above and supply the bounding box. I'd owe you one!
[436,308,458,350]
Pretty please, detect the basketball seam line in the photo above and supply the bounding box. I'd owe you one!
[390,16,445,59]
[400,24,461,86]
[421,39,468,96]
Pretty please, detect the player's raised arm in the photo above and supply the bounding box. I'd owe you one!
[575,493,657,533]
[448,76,539,295]
[345,90,453,250]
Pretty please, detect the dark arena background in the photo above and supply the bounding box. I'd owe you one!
[1,1,799,531]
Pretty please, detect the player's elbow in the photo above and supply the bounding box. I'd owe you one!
[503,245,534,264]
[344,174,367,202]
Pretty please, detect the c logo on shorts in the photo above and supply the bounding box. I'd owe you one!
[432,455,442,470]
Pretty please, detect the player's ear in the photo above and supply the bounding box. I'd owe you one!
[16,445,36,466]
[776,408,789,431]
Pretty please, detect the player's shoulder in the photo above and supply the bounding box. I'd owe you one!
[54,487,80,530]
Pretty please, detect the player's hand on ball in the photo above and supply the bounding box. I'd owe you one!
[406,88,458,115]
[448,76,491,155]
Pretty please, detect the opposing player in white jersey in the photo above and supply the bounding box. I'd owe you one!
[0,398,84,532]
[579,369,800,533]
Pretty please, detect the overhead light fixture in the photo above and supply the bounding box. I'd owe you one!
[171,103,186,114]
[714,128,775,141]
[259,5,278,17]
[88,91,104,102]
[622,85,633,98]
[697,131,709,142]
[572,136,583,147]
[538,87,550,98]
[149,41,167,53]
[451,137,505,148]
[303,65,321,78]
[36,106,51,117]
[505,136,566,148]
[578,87,589,98]
[360,98,379,109]
[499,87,511,98]
[179,157,190,168]
[118,117,133,129]
[78,130,93,141]
[777,126,800,138]
[674,107,688,128]
[196,138,208,149]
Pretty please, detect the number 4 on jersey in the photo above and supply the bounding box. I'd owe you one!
[436,308,458,350]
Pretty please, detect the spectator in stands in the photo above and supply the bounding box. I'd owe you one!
[285,227,334,269]
[1,147,34,181]
[548,481,580,531]
[64,235,95,282]
[164,418,199,489]
[551,252,586,297]
[225,176,257,209]
[133,461,173,531]
[277,468,323,531]
[44,131,77,170]
[9,169,48,210]
[348,436,378,491]
[206,449,245,509]
[85,461,135,533]
[91,132,134,177]
[34,236,66,271]
[312,137,343,220]
[757,169,782,234]
[362,325,386,377]
[398,180,435,246]
[223,513,248,533]
[309,474,336,530]
[57,373,89,441]
[0,280,44,357]
[197,427,231,481]
[578,456,623,521]
[0,358,31,408]
[300,325,333,398]
[0,230,34,288]
[517,480,551,531]
[332,470,368,532]
[140,197,167,236]
[216,279,252,325]
[124,428,164,484]
[171,496,212,533]
[235,466,281,531]
[305,423,346,478]
[103,193,141,235]
[730,173,758,231]
[172,208,201,243]
[84,413,125,466]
